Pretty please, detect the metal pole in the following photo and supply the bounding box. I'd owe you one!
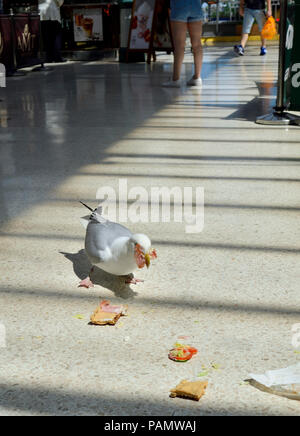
[10,10,17,72]
[274,0,287,112]
[256,0,300,125]
[216,0,219,34]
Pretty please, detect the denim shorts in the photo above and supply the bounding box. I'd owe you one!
[242,8,266,33]
[170,0,203,22]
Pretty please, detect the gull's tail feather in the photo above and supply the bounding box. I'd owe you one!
[79,201,106,228]
[79,201,94,212]
[90,204,105,224]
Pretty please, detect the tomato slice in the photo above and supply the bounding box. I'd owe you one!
[168,345,197,362]
[188,346,198,355]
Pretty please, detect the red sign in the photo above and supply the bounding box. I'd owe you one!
[13,13,40,68]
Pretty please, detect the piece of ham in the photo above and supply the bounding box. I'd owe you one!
[135,245,158,269]
[99,300,128,315]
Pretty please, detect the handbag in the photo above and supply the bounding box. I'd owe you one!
[261,16,277,40]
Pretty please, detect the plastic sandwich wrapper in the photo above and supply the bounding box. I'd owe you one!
[248,362,300,400]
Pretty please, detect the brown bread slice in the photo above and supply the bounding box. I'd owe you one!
[170,380,208,401]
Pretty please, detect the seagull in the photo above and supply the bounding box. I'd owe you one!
[78,202,157,288]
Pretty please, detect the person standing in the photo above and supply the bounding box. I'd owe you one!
[38,0,65,63]
[162,0,203,87]
[234,0,272,56]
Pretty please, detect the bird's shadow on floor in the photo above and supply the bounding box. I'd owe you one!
[60,250,138,299]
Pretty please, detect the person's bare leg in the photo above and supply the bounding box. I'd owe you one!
[170,21,188,81]
[260,34,266,47]
[240,33,249,48]
[188,21,203,79]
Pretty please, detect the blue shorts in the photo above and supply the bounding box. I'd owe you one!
[170,0,203,23]
[242,8,266,33]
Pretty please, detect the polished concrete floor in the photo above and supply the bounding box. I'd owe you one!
[0,44,300,416]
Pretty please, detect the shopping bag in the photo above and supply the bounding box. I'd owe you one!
[261,16,277,40]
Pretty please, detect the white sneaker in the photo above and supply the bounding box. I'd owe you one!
[162,78,181,88]
[186,77,202,87]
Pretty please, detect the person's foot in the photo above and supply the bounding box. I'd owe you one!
[162,78,181,88]
[234,45,244,56]
[187,77,202,87]
[260,46,267,56]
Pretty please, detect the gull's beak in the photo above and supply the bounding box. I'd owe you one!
[145,253,151,268]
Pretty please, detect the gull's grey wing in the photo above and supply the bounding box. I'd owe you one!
[85,220,133,264]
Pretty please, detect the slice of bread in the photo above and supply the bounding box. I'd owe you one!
[90,300,127,325]
[90,308,121,325]
[170,380,208,401]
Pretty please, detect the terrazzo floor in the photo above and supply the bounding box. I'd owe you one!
[0,43,300,415]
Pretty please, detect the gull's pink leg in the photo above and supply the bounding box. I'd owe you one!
[124,274,144,285]
[78,276,94,288]
[78,267,94,288]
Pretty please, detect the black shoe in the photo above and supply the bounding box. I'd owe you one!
[54,58,67,63]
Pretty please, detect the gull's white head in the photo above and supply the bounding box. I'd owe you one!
[131,233,151,252]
